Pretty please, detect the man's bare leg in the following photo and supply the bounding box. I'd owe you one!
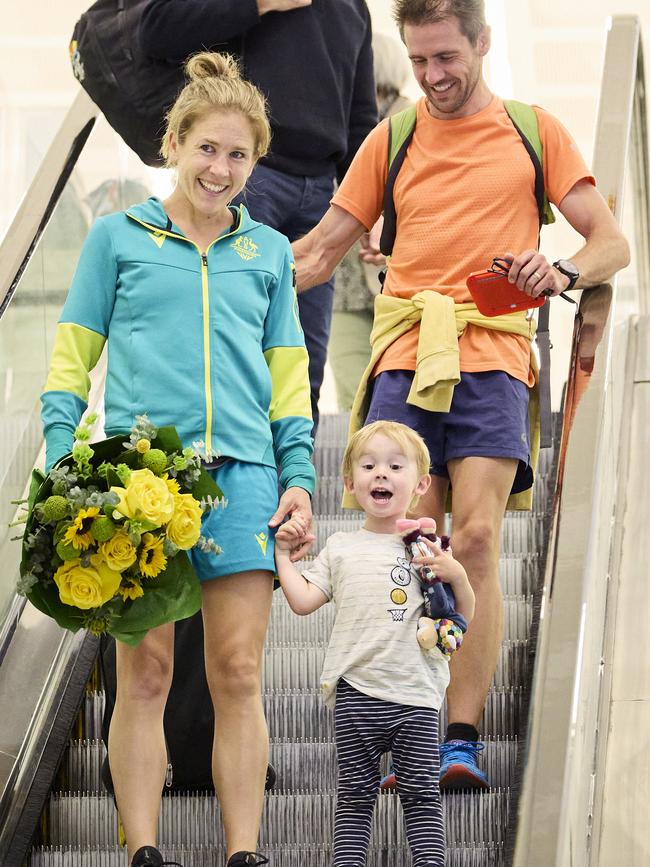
[443,456,517,729]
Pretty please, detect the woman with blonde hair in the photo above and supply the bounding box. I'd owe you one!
[41,52,315,867]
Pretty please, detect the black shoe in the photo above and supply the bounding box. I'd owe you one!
[131,846,183,867]
[226,853,269,867]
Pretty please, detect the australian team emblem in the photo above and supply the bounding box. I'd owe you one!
[230,235,260,261]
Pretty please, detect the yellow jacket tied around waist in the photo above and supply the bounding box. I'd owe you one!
[344,291,540,511]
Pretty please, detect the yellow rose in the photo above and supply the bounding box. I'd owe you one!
[54,555,122,610]
[111,468,174,528]
[100,531,138,571]
[166,493,203,549]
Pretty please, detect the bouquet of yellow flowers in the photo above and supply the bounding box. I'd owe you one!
[15,415,224,645]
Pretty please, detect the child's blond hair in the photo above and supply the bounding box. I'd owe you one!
[342,420,431,480]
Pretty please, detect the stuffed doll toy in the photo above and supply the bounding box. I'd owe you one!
[397,517,467,659]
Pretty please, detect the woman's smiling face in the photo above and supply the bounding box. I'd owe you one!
[167,109,257,220]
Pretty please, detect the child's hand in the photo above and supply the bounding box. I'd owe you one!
[275,517,315,562]
[411,536,467,586]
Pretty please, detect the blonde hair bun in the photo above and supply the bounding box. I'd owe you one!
[185,51,241,83]
[161,50,271,163]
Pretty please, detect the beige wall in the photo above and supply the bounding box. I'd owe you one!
[1,1,646,403]
[2,1,646,221]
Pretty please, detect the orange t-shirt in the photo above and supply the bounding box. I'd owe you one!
[332,96,595,385]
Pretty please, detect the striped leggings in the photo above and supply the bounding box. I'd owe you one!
[333,679,445,867]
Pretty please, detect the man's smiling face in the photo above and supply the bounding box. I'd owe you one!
[404,16,491,120]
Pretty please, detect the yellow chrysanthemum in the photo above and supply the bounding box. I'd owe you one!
[63,507,101,551]
[138,532,167,578]
[162,474,181,496]
[120,579,144,602]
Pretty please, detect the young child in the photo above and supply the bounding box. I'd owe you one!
[275,420,475,867]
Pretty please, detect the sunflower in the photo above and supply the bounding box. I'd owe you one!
[162,474,181,496]
[63,507,101,550]
[138,532,167,578]
[119,578,144,602]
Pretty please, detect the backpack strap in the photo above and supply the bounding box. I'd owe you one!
[535,300,553,448]
[503,99,555,228]
[379,100,555,447]
[379,105,417,256]
[504,100,555,448]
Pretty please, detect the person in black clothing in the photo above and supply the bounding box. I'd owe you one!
[140,0,378,429]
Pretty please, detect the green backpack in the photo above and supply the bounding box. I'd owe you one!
[378,99,555,256]
[377,99,556,449]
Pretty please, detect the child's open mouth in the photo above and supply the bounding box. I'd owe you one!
[371,488,393,502]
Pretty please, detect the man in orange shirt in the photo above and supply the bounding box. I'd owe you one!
[292,0,629,788]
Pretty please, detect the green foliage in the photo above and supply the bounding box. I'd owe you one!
[18,422,222,645]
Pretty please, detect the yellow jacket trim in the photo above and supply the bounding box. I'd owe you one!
[344,291,540,512]
[264,346,312,422]
[44,322,106,400]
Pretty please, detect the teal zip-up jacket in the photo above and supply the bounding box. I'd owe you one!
[41,197,315,493]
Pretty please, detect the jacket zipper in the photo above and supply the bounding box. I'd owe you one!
[127,210,242,454]
[200,252,213,454]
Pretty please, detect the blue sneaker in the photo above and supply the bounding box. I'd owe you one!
[439,739,489,790]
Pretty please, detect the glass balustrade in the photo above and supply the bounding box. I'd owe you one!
[0,113,173,636]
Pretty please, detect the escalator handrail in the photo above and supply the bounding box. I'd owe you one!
[513,15,649,866]
[0,89,98,319]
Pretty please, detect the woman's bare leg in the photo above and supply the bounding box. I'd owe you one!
[108,622,174,860]
[202,570,273,858]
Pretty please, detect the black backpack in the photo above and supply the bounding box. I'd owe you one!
[69,0,185,166]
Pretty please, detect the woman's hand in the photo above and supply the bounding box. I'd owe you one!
[269,486,314,560]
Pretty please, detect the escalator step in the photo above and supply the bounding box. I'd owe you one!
[28,408,553,867]
[30,842,506,866]
[309,514,545,556]
[266,594,533,644]
[80,683,525,742]
[311,472,551,516]
[259,640,530,691]
[46,789,512,847]
[293,553,541,597]
[63,736,519,793]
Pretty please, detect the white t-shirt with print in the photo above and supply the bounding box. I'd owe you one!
[302,528,450,710]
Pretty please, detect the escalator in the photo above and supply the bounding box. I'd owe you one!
[0,14,648,867]
[26,415,555,866]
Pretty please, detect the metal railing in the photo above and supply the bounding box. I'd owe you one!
[0,90,98,319]
[0,89,137,866]
[512,15,649,866]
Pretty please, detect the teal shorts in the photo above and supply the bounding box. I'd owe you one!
[188,460,278,582]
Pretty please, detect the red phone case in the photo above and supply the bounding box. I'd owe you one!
[466,269,545,317]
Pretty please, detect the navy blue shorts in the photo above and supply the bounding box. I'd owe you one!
[365,370,532,495]
[187,460,278,582]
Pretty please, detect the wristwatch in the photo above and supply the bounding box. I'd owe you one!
[552,259,580,291]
